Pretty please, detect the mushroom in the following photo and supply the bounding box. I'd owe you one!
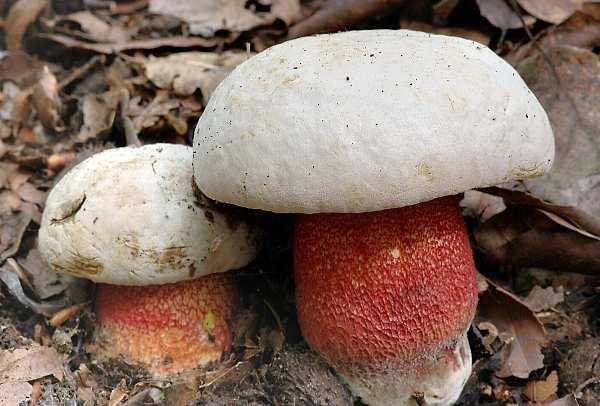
[192,30,554,404]
[39,143,260,375]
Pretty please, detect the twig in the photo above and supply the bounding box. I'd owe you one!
[198,361,245,389]
[58,55,105,91]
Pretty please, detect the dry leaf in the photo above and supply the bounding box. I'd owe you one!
[477,281,547,378]
[479,187,600,238]
[55,11,130,43]
[5,0,48,52]
[108,379,128,406]
[149,0,269,36]
[288,0,409,39]
[0,53,44,88]
[0,346,64,383]
[0,211,31,262]
[32,66,61,131]
[524,286,564,312]
[476,0,536,31]
[523,370,559,402]
[77,91,120,142]
[0,381,32,405]
[474,206,600,274]
[16,182,46,205]
[18,248,77,300]
[515,46,600,219]
[517,0,583,24]
[41,33,219,54]
[143,51,252,100]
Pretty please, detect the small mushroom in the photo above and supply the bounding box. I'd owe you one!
[39,144,260,375]
[192,30,554,404]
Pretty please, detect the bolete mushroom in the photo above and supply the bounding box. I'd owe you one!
[192,30,554,404]
[39,144,260,375]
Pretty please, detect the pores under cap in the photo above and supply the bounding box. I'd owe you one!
[193,29,554,213]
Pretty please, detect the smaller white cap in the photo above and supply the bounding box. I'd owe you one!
[38,144,260,286]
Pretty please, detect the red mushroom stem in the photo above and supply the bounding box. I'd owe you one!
[95,275,238,376]
[294,195,478,404]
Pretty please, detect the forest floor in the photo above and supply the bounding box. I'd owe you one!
[0,0,599,405]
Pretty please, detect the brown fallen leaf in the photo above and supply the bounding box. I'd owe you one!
[515,45,600,219]
[32,67,62,131]
[143,51,253,100]
[0,381,32,405]
[16,182,46,205]
[18,248,78,300]
[476,280,547,378]
[0,53,44,88]
[523,370,559,402]
[480,187,600,237]
[53,11,130,43]
[474,206,600,274]
[400,21,491,45]
[0,346,64,383]
[516,0,583,24]
[287,0,409,39]
[77,91,120,142]
[476,0,536,31]
[41,33,219,54]
[30,381,42,405]
[149,0,277,36]
[0,211,31,262]
[108,379,128,406]
[523,285,564,312]
[5,0,48,52]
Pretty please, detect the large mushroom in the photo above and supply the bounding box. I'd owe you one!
[38,143,260,375]
[192,30,554,404]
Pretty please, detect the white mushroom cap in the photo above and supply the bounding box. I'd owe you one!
[39,144,260,285]
[193,30,554,214]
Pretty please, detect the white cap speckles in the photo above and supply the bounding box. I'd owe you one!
[38,144,260,285]
[193,29,554,214]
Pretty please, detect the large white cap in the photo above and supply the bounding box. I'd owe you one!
[39,144,260,286]
[193,30,554,214]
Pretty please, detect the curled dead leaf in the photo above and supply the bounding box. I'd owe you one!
[5,0,48,52]
[476,280,547,378]
[475,206,600,274]
[32,66,62,131]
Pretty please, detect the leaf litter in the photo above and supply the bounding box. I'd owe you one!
[0,1,599,405]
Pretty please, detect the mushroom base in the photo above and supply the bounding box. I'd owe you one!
[294,196,478,406]
[94,276,237,376]
[341,331,472,406]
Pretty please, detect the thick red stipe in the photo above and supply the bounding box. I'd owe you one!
[95,275,237,376]
[294,196,478,376]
